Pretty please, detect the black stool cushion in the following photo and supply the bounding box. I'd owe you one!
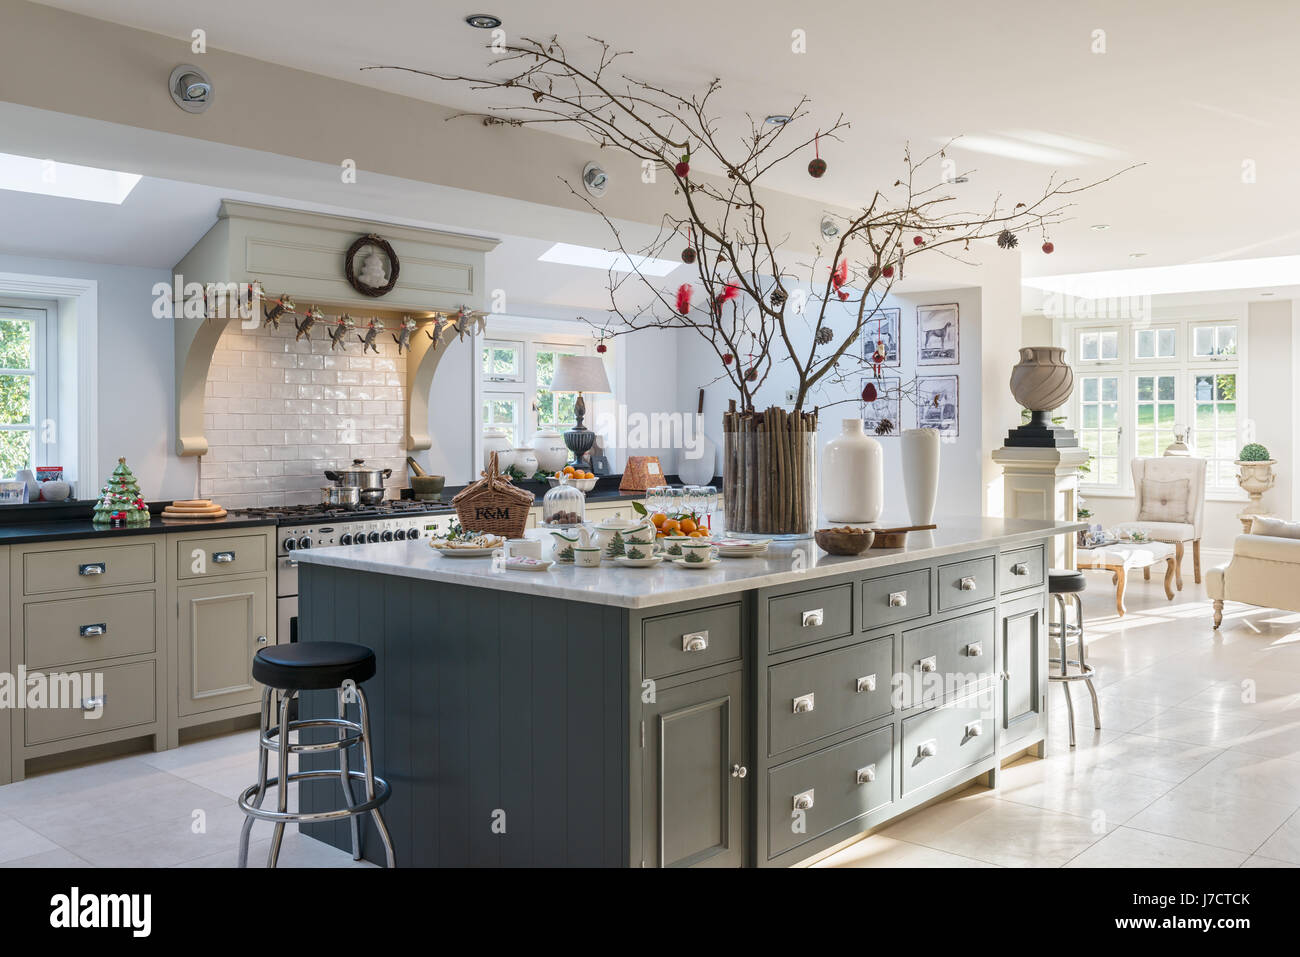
[252,641,376,691]
[1048,568,1087,594]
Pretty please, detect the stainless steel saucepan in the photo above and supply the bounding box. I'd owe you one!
[324,458,392,488]
[320,485,361,510]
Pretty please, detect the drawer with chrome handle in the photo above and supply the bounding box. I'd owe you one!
[860,568,930,630]
[642,602,741,679]
[900,687,996,796]
[22,541,157,596]
[79,623,107,638]
[79,562,106,577]
[801,608,824,629]
[998,545,1045,593]
[82,695,107,713]
[25,658,156,746]
[23,589,157,670]
[766,724,894,859]
[900,608,996,708]
[937,556,995,610]
[174,532,269,580]
[888,590,908,607]
[767,635,893,756]
[769,583,852,652]
[682,630,709,653]
[212,551,236,564]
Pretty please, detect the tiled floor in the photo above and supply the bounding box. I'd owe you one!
[1,570,1297,868]
[817,571,1300,868]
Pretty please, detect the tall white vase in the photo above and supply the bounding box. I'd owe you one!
[822,419,884,523]
[900,428,941,526]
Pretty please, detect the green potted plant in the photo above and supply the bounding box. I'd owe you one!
[1235,443,1276,525]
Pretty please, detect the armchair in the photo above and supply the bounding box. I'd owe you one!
[1207,517,1300,628]
[1123,457,1207,588]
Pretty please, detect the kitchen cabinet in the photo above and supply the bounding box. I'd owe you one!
[640,670,745,868]
[173,576,269,718]
[998,591,1048,751]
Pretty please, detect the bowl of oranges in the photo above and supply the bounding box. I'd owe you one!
[549,466,598,492]
[649,511,711,542]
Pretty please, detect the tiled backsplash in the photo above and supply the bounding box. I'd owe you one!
[200,321,407,509]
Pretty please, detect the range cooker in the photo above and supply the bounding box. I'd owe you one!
[231,501,457,645]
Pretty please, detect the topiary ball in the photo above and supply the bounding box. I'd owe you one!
[1238,442,1271,462]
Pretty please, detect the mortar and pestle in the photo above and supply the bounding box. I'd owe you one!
[406,457,446,502]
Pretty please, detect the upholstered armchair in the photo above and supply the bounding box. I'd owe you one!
[1207,517,1300,628]
[1122,457,1207,588]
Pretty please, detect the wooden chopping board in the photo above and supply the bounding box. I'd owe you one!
[161,499,227,520]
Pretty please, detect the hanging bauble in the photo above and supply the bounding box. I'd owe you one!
[596,342,607,354]
[997,230,1019,249]
[808,157,827,178]
[1041,241,1055,254]
[674,150,690,178]
[681,247,697,264]
[815,327,834,345]
[881,265,895,278]
[745,366,758,381]
[913,235,925,246]
[867,265,880,280]
[722,353,734,365]
[862,382,878,403]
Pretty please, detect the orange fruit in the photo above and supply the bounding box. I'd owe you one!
[584,471,595,479]
[689,530,707,538]
[650,513,667,528]
[663,519,680,533]
[563,465,576,475]
[679,518,697,534]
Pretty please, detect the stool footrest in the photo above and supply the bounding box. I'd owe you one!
[237,769,391,824]
[260,716,364,755]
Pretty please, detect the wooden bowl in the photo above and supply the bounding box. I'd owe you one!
[814,527,875,556]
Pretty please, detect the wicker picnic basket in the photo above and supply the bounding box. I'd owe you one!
[451,452,535,539]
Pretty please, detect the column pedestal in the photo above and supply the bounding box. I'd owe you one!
[992,445,1090,569]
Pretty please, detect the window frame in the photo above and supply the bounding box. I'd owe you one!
[1133,323,1178,361]
[0,299,58,478]
[1190,321,1239,361]
[1076,371,1124,489]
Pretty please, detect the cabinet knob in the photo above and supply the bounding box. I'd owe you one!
[82,695,106,712]
[958,576,977,591]
[213,551,236,564]
[856,764,877,785]
[257,635,268,644]
[964,721,983,738]
[79,623,106,638]
[793,789,815,811]
[888,590,908,608]
[856,674,877,694]
[965,641,983,657]
[78,562,106,576]
[919,655,937,673]
[801,608,824,628]
[731,764,748,779]
[918,739,938,758]
[682,631,709,653]
[792,693,815,714]
[1011,562,1029,576]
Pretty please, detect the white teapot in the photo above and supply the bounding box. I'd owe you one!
[590,512,656,559]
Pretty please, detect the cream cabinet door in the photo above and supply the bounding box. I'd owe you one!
[176,577,269,717]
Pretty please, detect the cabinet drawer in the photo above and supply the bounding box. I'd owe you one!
[767,636,894,756]
[642,603,742,679]
[900,609,996,708]
[24,590,156,670]
[936,555,996,610]
[768,583,853,653]
[860,568,930,631]
[999,545,1044,594]
[175,533,268,580]
[767,725,893,858]
[22,541,156,596]
[900,687,996,796]
[24,659,156,746]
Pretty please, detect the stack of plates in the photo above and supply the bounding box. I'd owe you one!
[714,538,771,558]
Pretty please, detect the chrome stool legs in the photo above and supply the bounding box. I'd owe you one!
[237,684,395,867]
[1048,592,1101,748]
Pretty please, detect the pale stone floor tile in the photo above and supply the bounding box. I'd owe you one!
[1065,826,1248,868]
[136,730,261,773]
[188,830,376,869]
[1080,732,1223,784]
[912,799,1109,868]
[996,761,1172,825]
[0,847,92,868]
[1103,672,1221,709]
[1255,810,1300,864]
[1124,781,1296,852]
[1051,690,1164,734]
[1240,855,1296,868]
[1181,749,1300,809]
[1228,717,1300,762]
[873,784,999,845]
[0,817,61,864]
[1132,707,1266,749]
[814,833,997,868]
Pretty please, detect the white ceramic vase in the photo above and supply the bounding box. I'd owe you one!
[900,428,941,526]
[514,448,540,477]
[482,429,515,472]
[822,419,884,523]
[677,434,717,487]
[532,430,569,473]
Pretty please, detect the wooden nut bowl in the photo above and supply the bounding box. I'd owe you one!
[814,526,875,556]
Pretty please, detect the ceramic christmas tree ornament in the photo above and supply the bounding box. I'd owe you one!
[91,458,150,525]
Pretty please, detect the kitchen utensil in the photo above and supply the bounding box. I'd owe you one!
[321,485,361,510]
[410,475,445,501]
[591,513,656,558]
[324,458,392,488]
[815,526,876,556]
[161,499,228,520]
[358,488,387,506]
[406,457,428,477]
[660,535,692,558]
[869,523,937,549]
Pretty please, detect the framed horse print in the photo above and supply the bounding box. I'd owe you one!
[862,307,901,368]
[860,376,901,435]
[916,375,959,437]
[916,303,959,365]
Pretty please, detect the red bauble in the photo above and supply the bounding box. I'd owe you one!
[913,236,924,246]
[675,161,690,178]
[862,382,878,403]
[881,265,895,278]
[1042,241,1055,254]
[722,353,734,365]
[596,342,607,354]
[807,157,827,178]
[681,247,696,264]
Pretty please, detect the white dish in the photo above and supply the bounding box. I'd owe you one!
[614,555,664,568]
[431,546,499,558]
[547,476,598,492]
[671,556,722,569]
[715,542,769,557]
[506,557,552,572]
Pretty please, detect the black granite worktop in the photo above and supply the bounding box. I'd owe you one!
[0,500,278,545]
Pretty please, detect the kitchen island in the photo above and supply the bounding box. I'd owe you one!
[293,516,1079,867]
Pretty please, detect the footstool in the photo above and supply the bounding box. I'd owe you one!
[1075,540,1176,616]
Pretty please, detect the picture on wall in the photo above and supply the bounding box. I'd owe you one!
[861,307,901,368]
[916,375,959,437]
[860,376,901,435]
[916,302,959,365]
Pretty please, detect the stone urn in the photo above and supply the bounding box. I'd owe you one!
[1009,346,1074,412]
[1235,458,1276,530]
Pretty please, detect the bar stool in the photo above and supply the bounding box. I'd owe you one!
[1047,569,1100,748]
[237,641,395,867]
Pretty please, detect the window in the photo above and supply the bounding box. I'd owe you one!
[1078,329,1119,362]
[1078,374,1121,485]
[1134,374,1177,458]
[481,391,524,446]
[1135,326,1176,360]
[533,343,582,433]
[0,301,55,479]
[1192,323,1237,359]
[480,339,522,382]
[1194,372,1238,488]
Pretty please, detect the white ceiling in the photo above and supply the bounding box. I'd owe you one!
[29,0,1300,284]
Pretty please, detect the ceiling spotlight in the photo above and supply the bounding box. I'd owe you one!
[1090,223,1111,231]
[820,216,840,239]
[1129,252,1147,258]
[465,14,502,28]
[169,64,213,114]
[764,115,792,125]
[582,162,608,197]
[1261,291,1276,296]
[948,175,970,184]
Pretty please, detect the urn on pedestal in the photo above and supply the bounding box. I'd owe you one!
[1005,346,1078,448]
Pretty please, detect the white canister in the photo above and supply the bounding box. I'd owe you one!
[514,448,540,477]
[532,430,569,473]
[900,428,941,526]
[822,419,884,523]
[483,429,515,472]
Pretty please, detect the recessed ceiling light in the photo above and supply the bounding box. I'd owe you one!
[1129,252,1147,258]
[1090,224,1111,231]
[538,242,680,277]
[820,216,840,239]
[1260,291,1276,296]
[0,152,141,205]
[764,115,792,125]
[464,14,501,29]
[949,175,970,184]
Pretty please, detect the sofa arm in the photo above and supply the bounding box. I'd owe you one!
[1234,534,1300,563]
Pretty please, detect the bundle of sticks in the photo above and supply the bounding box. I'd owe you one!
[722,403,819,535]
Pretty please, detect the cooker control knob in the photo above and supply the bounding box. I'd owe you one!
[381,530,394,542]
[367,531,381,544]
[297,537,312,550]
[284,538,296,551]
[353,537,366,547]
[339,533,353,546]
[392,528,407,541]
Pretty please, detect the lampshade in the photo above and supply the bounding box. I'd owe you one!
[550,355,611,394]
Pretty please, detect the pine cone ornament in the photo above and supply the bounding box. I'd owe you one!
[997,230,1019,250]
[874,418,895,436]
[815,327,834,345]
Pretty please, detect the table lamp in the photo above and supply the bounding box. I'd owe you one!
[550,355,611,466]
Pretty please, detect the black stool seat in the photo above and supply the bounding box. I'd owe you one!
[252,641,376,691]
[1049,568,1087,594]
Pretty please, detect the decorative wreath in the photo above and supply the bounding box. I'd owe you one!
[344,233,400,298]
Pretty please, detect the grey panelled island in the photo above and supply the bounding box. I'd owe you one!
[292,517,1079,867]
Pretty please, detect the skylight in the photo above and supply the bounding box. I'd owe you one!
[0,152,142,205]
[1024,255,1300,298]
[538,242,680,277]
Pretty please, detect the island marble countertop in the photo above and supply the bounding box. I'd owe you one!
[294,516,1083,609]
